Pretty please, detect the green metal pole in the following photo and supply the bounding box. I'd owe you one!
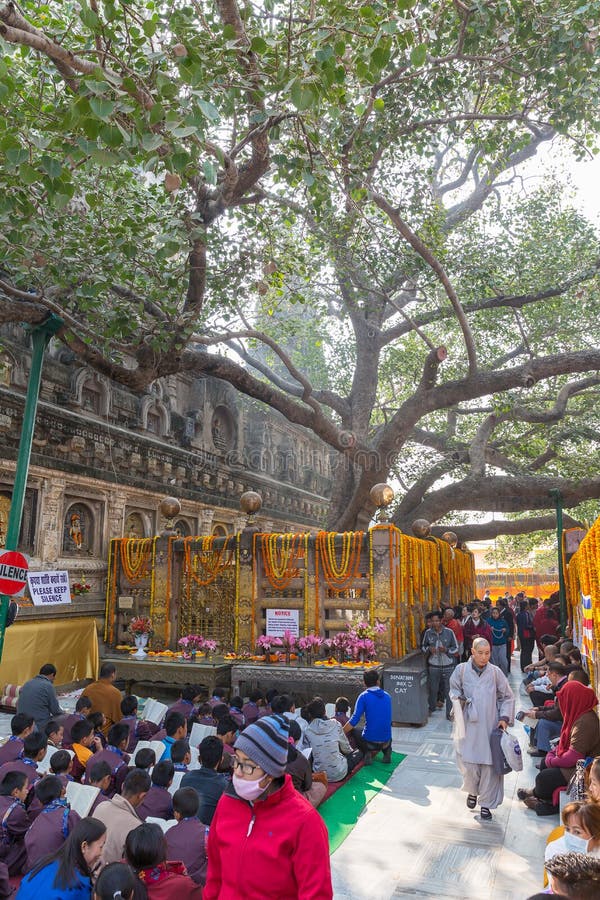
[0,313,63,659]
[549,488,566,636]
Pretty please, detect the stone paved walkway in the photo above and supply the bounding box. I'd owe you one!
[331,656,553,899]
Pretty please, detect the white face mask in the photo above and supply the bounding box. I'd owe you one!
[232,773,269,802]
[564,832,589,854]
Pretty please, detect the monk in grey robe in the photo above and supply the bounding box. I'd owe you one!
[449,637,514,820]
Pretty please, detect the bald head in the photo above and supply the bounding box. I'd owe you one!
[471,638,491,667]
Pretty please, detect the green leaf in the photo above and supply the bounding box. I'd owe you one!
[143,19,157,37]
[250,37,268,55]
[89,97,115,121]
[141,133,164,151]
[19,163,40,185]
[222,24,237,40]
[410,44,427,67]
[6,147,29,167]
[40,155,62,179]
[196,98,220,122]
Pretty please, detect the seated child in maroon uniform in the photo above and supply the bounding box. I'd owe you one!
[0,715,34,766]
[70,719,97,782]
[0,771,29,875]
[85,723,130,796]
[87,760,113,815]
[136,761,175,821]
[165,788,207,886]
[24,774,80,870]
[119,695,160,754]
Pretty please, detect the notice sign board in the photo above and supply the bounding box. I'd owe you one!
[27,570,72,606]
[266,608,299,638]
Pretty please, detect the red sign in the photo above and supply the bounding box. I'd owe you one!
[0,551,29,596]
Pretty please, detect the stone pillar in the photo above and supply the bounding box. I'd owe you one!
[233,514,246,534]
[37,480,65,564]
[370,525,396,659]
[198,508,214,536]
[235,528,257,652]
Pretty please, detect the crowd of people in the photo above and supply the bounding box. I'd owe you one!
[0,661,394,899]
[422,588,600,897]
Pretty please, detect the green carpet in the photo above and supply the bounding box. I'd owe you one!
[319,752,406,853]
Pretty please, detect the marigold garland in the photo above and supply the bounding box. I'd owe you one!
[183,536,234,586]
[315,530,364,591]
[120,538,152,583]
[261,532,305,590]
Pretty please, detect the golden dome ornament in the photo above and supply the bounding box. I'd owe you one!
[441,531,458,548]
[240,491,263,528]
[369,483,395,523]
[160,496,181,536]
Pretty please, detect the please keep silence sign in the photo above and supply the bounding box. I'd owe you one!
[266,608,299,637]
[27,570,72,606]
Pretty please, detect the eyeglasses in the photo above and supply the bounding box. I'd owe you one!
[232,757,263,776]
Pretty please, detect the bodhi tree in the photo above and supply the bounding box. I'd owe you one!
[1,0,600,536]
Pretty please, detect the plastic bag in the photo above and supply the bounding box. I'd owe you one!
[500,729,523,772]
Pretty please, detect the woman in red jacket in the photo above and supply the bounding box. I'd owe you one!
[125,823,202,899]
[204,714,332,900]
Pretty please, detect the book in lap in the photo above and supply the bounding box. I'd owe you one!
[146,816,177,833]
[167,770,186,797]
[141,698,169,726]
[66,781,100,818]
[131,740,166,764]
[38,747,74,774]
[189,722,216,747]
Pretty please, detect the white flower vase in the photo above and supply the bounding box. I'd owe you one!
[133,633,149,659]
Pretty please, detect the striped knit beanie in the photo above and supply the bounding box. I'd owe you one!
[234,714,290,777]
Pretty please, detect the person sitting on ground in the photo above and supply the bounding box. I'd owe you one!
[87,711,107,749]
[271,694,307,742]
[208,687,228,710]
[519,680,600,816]
[241,690,263,726]
[125,822,202,899]
[70,719,98,782]
[229,696,245,729]
[569,649,583,666]
[49,750,74,787]
[85,722,130,796]
[210,703,230,725]
[0,715,34,766]
[215,716,238,772]
[0,732,47,793]
[159,712,187,762]
[333,697,350,727]
[195,702,215,726]
[586,756,600,803]
[136,761,174,822]
[285,719,327,809]
[170,739,191,772]
[167,686,201,723]
[119,695,158,753]
[0,771,29,875]
[569,667,591,686]
[344,670,392,765]
[25,774,80,869]
[544,852,600,899]
[17,816,106,899]
[204,714,332,900]
[44,720,64,751]
[92,768,150,865]
[180,736,227,826]
[165,788,208,886]
[132,748,156,773]
[304,698,361,782]
[545,801,600,867]
[80,663,123,736]
[59,696,92,749]
[258,688,279,719]
[524,662,569,757]
[87,760,113,815]
[534,602,561,655]
[93,861,137,900]
[16,665,65,734]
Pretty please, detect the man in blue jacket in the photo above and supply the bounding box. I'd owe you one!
[343,670,392,764]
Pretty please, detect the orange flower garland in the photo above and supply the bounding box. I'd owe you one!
[183,536,234,586]
[120,538,152,583]
[261,532,305,590]
[315,530,364,591]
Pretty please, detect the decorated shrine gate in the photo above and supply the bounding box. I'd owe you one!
[104,526,476,659]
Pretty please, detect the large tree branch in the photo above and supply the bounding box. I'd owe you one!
[371,191,478,374]
[380,261,600,347]
[429,514,583,542]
